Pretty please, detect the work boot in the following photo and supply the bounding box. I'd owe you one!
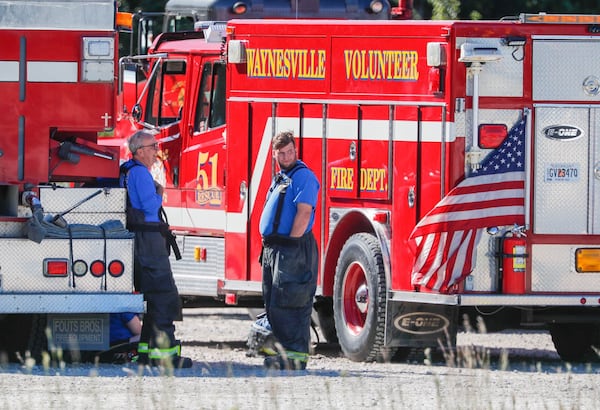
[133,352,149,365]
[133,353,192,368]
[172,355,193,369]
[263,354,306,371]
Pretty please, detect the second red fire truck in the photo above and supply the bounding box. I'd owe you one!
[113,14,600,363]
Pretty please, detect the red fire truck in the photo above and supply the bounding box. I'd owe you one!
[0,0,143,360]
[116,14,600,363]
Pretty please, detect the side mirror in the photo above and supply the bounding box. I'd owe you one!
[132,104,143,122]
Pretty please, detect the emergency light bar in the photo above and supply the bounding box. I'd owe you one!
[520,13,600,24]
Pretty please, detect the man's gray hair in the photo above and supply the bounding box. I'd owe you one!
[128,130,155,155]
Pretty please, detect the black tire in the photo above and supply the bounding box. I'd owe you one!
[333,233,388,362]
[549,324,600,362]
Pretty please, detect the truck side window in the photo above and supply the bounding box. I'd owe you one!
[209,63,226,128]
[145,62,163,127]
[194,63,212,132]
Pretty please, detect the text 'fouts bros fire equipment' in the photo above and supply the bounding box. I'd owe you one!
[0,0,143,361]
[116,14,600,363]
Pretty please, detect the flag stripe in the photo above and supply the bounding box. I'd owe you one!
[439,185,524,205]
[413,212,525,237]
[425,197,524,216]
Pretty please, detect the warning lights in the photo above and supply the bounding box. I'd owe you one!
[520,13,600,24]
[45,258,126,277]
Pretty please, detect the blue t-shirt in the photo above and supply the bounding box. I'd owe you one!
[259,160,319,236]
[120,159,162,222]
[110,312,138,344]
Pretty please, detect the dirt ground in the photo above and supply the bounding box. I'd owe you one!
[0,307,599,410]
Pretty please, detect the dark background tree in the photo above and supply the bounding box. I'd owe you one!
[412,0,600,20]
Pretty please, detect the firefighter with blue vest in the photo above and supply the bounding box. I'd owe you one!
[259,130,320,370]
[120,130,192,368]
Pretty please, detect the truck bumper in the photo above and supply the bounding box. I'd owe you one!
[0,293,145,314]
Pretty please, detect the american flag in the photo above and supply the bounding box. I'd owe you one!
[409,114,527,293]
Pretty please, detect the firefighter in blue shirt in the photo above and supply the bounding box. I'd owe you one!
[120,130,191,368]
[259,130,320,370]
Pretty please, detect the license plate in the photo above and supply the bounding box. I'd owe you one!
[545,163,579,182]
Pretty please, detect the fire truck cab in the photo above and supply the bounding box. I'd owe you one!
[118,15,600,363]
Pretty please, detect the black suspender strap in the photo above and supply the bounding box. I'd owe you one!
[271,163,306,236]
[120,162,182,260]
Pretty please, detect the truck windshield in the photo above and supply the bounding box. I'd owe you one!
[145,60,187,127]
[165,14,196,32]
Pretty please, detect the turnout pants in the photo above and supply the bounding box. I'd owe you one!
[134,231,181,358]
[261,232,318,358]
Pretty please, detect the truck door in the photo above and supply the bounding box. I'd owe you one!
[178,59,227,230]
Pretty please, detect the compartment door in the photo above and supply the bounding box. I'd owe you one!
[533,107,593,234]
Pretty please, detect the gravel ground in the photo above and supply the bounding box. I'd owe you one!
[0,308,599,410]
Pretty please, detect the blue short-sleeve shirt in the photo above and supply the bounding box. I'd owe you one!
[259,160,320,236]
[110,312,137,344]
[120,159,162,222]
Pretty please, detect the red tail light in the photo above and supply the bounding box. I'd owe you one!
[108,260,125,277]
[479,124,508,149]
[44,259,68,277]
[90,260,106,277]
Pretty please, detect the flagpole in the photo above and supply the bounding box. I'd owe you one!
[524,107,532,230]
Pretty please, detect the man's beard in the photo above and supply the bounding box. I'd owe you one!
[279,159,297,172]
